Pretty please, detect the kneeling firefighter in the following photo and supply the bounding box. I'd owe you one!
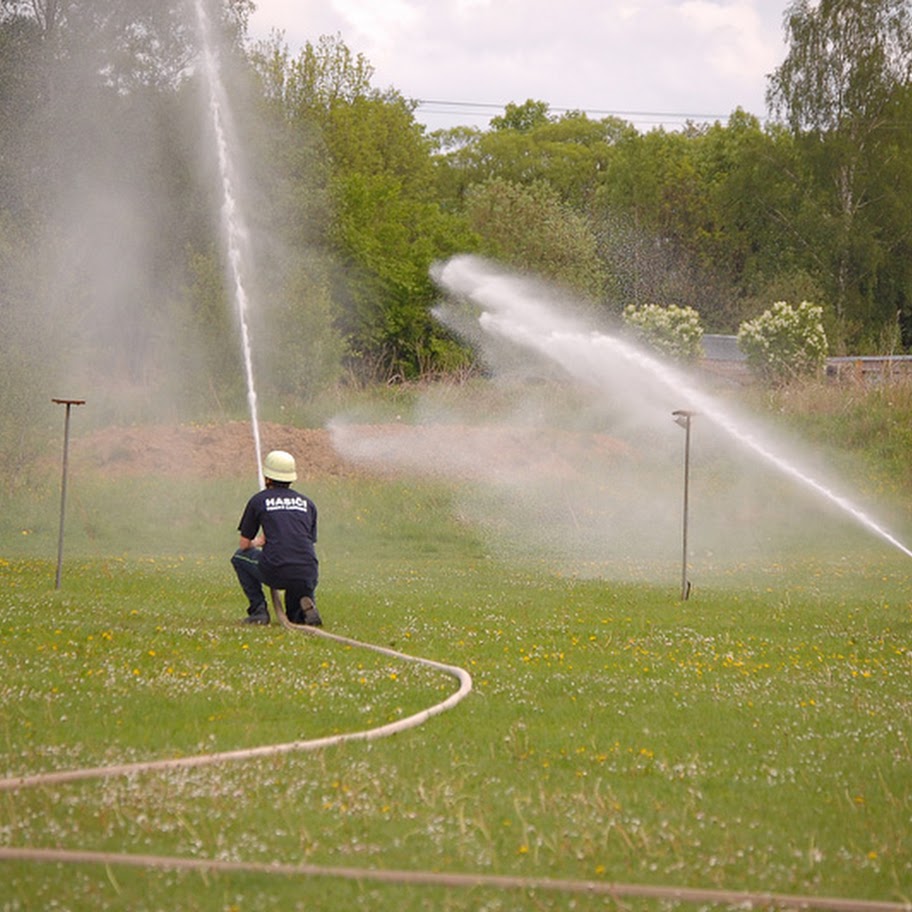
[230,449,322,626]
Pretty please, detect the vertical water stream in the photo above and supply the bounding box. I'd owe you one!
[194,0,264,488]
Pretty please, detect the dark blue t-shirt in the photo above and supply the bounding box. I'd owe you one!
[238,487,318,584]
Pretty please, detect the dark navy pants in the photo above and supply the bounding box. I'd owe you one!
[230,547,317,622]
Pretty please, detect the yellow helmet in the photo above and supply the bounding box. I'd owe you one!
[262,449,297,482]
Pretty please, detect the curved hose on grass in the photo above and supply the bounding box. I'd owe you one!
[0,591,472,791]
[1,599,909,912]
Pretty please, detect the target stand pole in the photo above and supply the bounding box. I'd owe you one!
[52,398,86,590]
[672,410,696,601]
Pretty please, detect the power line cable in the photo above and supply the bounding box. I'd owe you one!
[413,97,770,126]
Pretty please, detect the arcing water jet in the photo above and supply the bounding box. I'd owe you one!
[432,255,912,562]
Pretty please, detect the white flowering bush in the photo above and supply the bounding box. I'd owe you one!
[622,303,704,362]
[737,300,828,385]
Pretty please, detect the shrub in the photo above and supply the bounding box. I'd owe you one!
[737,300,828,385]
[622,303,704,362]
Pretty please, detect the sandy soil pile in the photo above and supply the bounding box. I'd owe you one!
[70,422,354,479]
[69,421,630,482]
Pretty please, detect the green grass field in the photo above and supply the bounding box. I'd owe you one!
[2,445,911,911]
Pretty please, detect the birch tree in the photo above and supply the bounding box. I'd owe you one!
[767,0,912,336]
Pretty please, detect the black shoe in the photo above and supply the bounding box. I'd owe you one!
[300,597,322,627]
[244,604,270,625]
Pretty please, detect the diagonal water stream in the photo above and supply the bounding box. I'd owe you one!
[436,255,912,561]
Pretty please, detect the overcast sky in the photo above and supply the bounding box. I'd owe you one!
[247,1,791,132]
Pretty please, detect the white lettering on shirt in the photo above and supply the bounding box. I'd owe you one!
[264,496,309,512]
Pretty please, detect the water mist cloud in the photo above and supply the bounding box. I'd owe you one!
[333,255,912,581]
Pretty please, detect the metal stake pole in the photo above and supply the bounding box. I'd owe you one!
[52,398,85,589]
[672,410,695,601]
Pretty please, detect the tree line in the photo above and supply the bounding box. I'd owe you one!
[2,0,912,426]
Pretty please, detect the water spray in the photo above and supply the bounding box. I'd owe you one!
[193,0,264,488]
[433,255,912,563]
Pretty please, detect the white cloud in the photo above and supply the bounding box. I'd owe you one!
[329,0,421,45]
[680,1,782,81]
[247,0,788,129]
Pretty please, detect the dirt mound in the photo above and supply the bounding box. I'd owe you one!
[72,422,357,479]
[69,421,630,481]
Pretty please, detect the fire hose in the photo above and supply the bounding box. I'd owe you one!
[0,596,908,912]
[0,590,472,791]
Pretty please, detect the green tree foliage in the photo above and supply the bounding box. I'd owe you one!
[5,0,912,447]
[768,0,912,134]
[0,8,56,226]
[438,103,626,209]
[690,113,794,288]
[489,98,551,132]
[767,0,912,345]
[259,252,346,399]
[253,31,374,119]
[0,3,199,406]
[465,178,607,299]
[0,0,292,421]
[226,37,343,401]
[0,210,38,472]
[591,122,742,328]
[1,0,252,91]
[252,34,474,381]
